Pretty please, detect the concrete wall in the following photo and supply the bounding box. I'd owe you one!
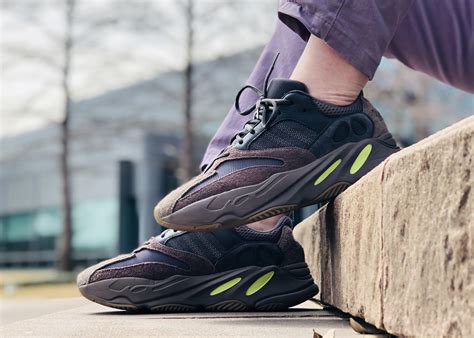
[294,116,473,337]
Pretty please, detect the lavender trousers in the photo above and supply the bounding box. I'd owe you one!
[201,0,474,168]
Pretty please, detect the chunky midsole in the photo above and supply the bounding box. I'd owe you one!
[160,134,399,228]
[79,263,318,311]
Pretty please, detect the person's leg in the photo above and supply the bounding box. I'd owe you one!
[279,0,415,79]
[285,0,474,96]
[290,36,367,105]
[204,0,473,171]
[385,0,474,93]
[279,0,414,103]
[203,0,416,170]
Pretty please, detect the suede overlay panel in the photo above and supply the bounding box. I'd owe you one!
[157,169,215,218]
[77,253,133,286]
[90,262,190,282]
[147,241,215,272]
[362,97,388,138]
[89,242,215,283]
[173,147,316,212]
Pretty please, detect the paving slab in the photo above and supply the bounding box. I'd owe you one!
[0,298,371,337]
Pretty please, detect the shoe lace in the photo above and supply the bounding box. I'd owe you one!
[232,53,291,145]
[203,53,289,173]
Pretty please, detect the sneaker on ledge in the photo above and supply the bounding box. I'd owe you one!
[77,216,318,312]
[155,78,399,231]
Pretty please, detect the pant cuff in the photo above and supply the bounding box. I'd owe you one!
[278,1,380,79]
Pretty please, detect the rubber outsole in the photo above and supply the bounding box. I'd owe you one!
[155,134,399,231]
[79,263,318,313]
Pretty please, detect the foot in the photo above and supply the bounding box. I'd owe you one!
[155,79,399,231]
[77,216,318,312]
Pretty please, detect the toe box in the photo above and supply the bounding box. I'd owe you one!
[76,253,132,287]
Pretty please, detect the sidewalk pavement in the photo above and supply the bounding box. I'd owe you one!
[0,298,380,337]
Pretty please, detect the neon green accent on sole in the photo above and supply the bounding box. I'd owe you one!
[350,144,373,174]
[210,277,242,296]
[314,159,342,186]
[246,271,274,296]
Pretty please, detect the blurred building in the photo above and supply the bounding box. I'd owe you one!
[0,48,261,267]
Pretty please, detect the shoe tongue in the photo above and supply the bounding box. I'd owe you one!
[266,79,308,99]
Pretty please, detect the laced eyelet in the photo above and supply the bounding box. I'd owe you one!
[231,53,283,145]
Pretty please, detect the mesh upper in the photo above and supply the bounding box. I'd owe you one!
[313,97,363,115]
[248,94,364,151]
[234,223,284,242]
[163,217,292,263]
[166,232,226,262]
[86,216,300,284]
[249,120,318,150]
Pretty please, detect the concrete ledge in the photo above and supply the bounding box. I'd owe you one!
[294,116,473,337]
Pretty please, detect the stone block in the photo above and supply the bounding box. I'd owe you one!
[294,116,474,337]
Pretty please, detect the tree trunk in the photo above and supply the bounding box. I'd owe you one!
[58,112,72,271]
[178,0,194,183]
[57,0,75,271]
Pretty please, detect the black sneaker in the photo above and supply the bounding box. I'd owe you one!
[154,78,399,231]
[77,216,318,312]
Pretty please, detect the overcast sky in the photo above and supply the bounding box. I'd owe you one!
[0,0,277,136]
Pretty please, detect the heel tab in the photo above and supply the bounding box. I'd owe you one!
[362,97,389,138]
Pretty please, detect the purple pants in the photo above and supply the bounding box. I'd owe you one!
[201,0,474,168]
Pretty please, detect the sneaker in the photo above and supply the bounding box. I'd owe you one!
[77,216,318,312]
[154,78,399,231]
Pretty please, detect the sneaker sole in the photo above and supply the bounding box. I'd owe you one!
[78,262,318,312]
[155,133,399,231]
